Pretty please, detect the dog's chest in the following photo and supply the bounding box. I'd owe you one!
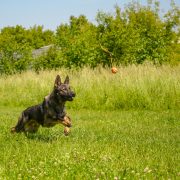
[48,103,65,118]
[54,106,64,117]
[43,105,66,127]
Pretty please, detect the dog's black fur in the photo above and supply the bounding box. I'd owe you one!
[10,75,76,136]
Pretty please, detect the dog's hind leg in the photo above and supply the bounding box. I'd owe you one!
[24,130,28,136]
[10,126,16,135]
[10,112,26,135]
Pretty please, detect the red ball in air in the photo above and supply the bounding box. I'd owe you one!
[111,68,118,74]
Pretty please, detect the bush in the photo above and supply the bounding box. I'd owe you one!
[53,1,180,68]
[0,36,33,74]
[32,46,64,71]
[0,0,180,74]
[56,15,101,68]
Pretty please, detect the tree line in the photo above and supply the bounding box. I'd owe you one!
[1,0,180,74]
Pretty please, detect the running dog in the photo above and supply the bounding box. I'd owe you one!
[10,75,76,136]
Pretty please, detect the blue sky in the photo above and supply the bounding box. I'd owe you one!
[0,0,180,32]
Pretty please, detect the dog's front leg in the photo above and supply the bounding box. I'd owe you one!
[56,114,72,128]
[43,114,72,136]
[64,126,70,136]
[44,114,72,127]
[63,114,72,136]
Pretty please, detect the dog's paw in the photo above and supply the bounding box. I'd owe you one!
[64,126,70,136]
[67,123,73,127]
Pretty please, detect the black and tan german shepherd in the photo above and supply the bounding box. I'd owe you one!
[10,75,76,136]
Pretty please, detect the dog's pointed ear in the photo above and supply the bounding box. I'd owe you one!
[64,75,69,84]
[54,75,61,87]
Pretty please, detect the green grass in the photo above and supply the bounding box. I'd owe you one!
[0,64,180,179]
[0,64,180,110]
[0,107,180,179]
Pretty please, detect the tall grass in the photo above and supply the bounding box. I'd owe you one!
[0,63,180,110]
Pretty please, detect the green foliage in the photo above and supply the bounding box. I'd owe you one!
[27,25,55,49]
[95,0,179,65]
[0,35,33,74]
[0,25,55,74]
[56,15,101,68]
[32,46,64,71]
[53,0,180,67]
[1,0,180,74]
[167,43,180,65]
[0,25,55,50]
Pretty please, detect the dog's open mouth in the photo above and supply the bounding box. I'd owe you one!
[63,96,74,101]
[67,97,73,101]
[62,92,75,101]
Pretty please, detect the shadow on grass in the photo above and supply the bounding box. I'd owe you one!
[26,132,66,143]
[7,125,75,143]
[25,129,69,143]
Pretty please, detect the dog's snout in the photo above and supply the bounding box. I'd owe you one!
[68,123,73,127]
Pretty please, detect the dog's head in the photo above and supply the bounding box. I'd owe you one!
[54,75,76,102]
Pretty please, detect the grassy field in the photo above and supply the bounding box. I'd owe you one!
[0,64,180,179]
[0,107,180,179]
